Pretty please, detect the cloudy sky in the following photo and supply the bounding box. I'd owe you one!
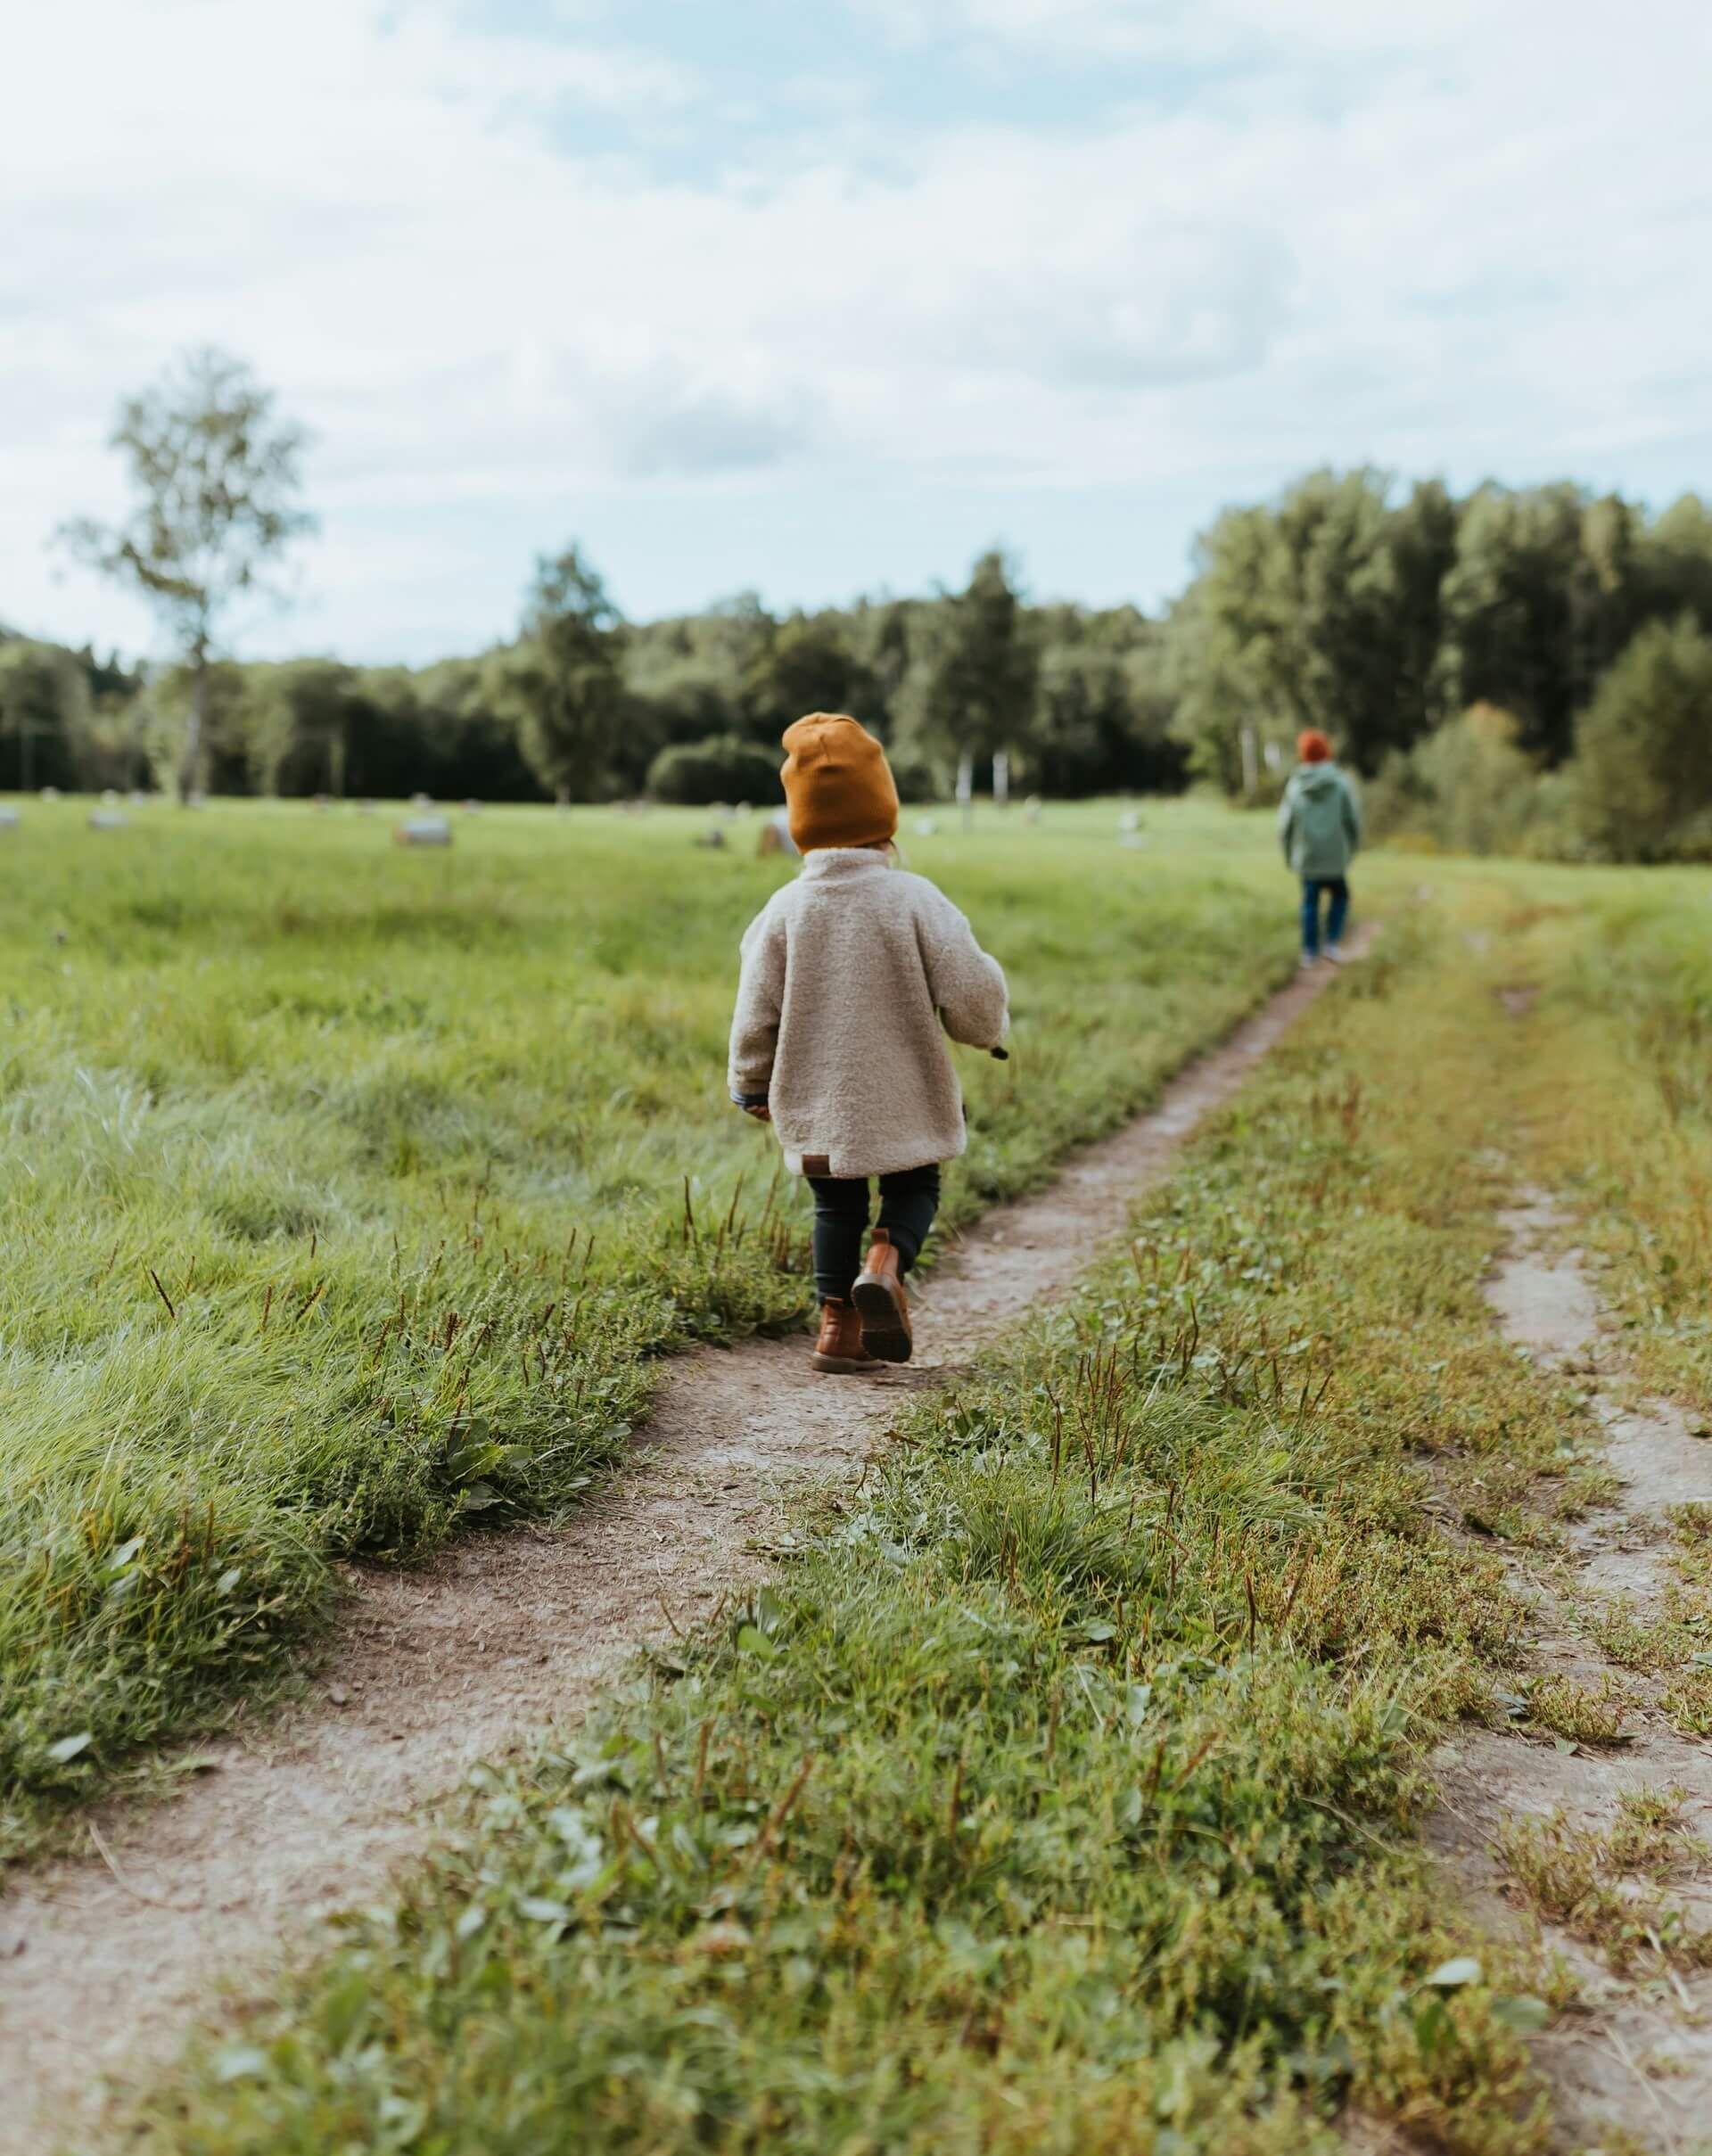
[5,0,1709,663]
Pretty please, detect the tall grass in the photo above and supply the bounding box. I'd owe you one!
[1,795,1295,1853]
[135,890,1597,2154]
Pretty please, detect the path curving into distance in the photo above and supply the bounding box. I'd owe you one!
[0,945,1366,2156]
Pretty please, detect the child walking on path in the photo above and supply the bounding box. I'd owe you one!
[1279,728,1362,967]
[728,713,1009,1371]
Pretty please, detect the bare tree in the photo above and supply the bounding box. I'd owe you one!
[60,349,315,802]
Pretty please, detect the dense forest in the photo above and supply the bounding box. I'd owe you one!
[6,469,1712,860]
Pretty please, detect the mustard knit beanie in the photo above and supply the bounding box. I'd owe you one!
[779,713,900,852]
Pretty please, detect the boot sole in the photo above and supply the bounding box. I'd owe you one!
[852,1276,913,1362]
[811,1351,877,1375]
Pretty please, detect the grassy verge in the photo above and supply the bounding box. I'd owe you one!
[2,797,1294,1856]
[1439,860,1712,1754]
[1505,871,1712,1415]
[131,898,1625,2154]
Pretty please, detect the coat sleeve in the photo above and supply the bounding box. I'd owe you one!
[1278,785,1296,864]
[918,887,1009,1050]
[1340,772,1363,855]
[728,908,786,1101]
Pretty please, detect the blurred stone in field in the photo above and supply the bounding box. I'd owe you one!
[357,799,376,815]
[463,799,482,814]
[1118,809,1142,833]
[757,810,799,858]
[101,787,119,805]
[1025,796,1042,824]
[313,793,330,811]
[411,791,432,808]
[395,816,453,847]
[187,790,208,809]
[914,817,938,837]
[697,827,728,850]
[128,789,149,806]
[40,786,61,801]
[0,806,20,829]
[88,811,128,830]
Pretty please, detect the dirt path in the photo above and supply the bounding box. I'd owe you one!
[0,951,1361,2156]
[1423,1192,1712,2152]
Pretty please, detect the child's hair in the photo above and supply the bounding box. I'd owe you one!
[1297,729,1332,763]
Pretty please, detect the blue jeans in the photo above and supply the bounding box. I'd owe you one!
[1301,877,1350,959]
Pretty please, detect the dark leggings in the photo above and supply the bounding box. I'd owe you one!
[808,1164,942,1303]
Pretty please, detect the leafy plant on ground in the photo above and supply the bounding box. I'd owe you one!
[1495,1790,1712,1976]
[1522,1674,1633,1747]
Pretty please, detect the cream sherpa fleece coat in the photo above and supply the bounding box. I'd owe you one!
[728,848,1009,1178]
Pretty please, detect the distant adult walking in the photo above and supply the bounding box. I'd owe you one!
[1280,730,1362,967]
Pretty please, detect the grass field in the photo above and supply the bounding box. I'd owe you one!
[123,867,1682,2147]
[9,793,1712,2148]
[121,854,1712,2156]
[0,794,1301,1856]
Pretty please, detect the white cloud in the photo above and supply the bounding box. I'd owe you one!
[863,0,1498,62]
[3,0,1709,657]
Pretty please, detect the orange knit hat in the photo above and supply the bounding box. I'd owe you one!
[780,713,900,852]
[1297,729,1332,764]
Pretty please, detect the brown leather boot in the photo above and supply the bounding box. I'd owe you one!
[811,1298,876,1375]
[852,1229,913,1362]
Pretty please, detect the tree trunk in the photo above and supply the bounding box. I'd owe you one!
[956,753,974,832]
[1239,721,1258,798]
[992,749,1009,810]
[20,720,33,796]
[178,657,208,805]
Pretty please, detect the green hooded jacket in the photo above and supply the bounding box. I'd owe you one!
[1279,761,1362,879]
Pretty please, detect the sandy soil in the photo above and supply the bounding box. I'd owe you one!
[0,951,1356,2156]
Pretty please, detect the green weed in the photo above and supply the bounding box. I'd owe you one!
[1496,1790,1711,1975]
[1522,1674,1634,1747]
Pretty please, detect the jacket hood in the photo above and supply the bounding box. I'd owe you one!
[1294,763,1342,795]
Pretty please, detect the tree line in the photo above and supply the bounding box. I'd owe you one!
[5,351,1709,858]
[1169,468,1712,859]
[0,553,1183,806]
